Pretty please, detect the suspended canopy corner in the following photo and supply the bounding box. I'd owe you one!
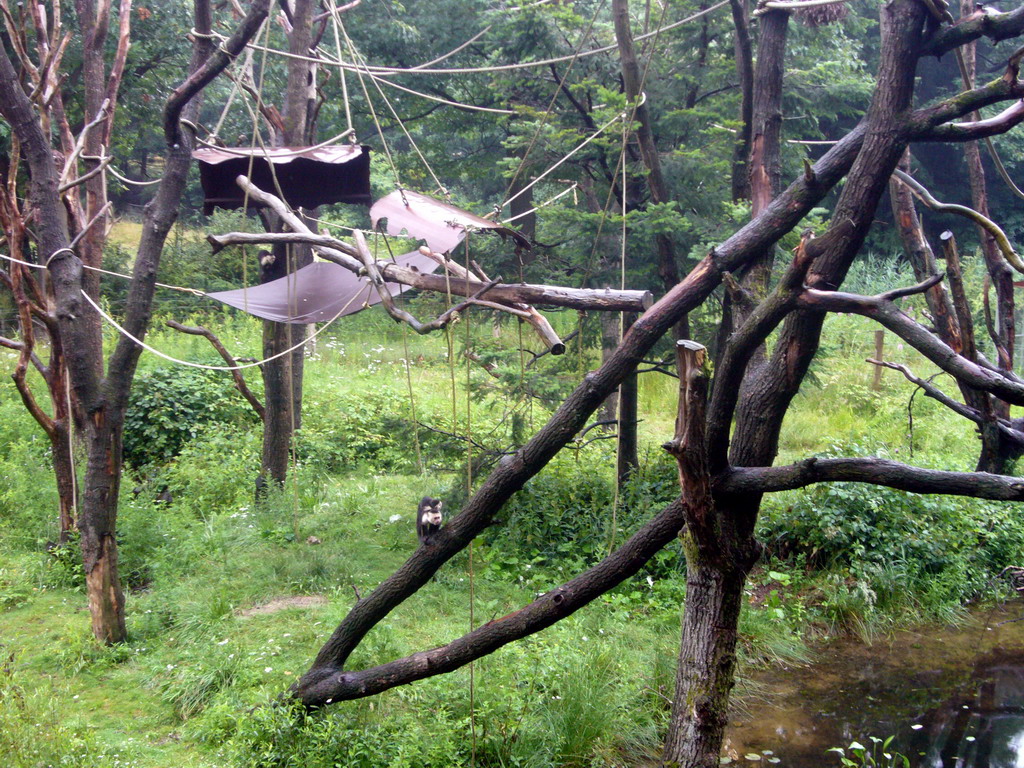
[371,189,530,254]
[194,144,372,214]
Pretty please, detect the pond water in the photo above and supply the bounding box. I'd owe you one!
[723,604,1024,767]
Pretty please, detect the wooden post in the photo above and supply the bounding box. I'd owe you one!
[662,340,713,542]
[873,330,884,390]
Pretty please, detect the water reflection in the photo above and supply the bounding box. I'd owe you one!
[723,607,1024,768]
[909,654,1024,768]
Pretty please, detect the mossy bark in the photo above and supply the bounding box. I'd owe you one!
[662,539,752,767]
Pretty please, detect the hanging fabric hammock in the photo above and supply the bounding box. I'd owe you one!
[371,189,530,254]
[206,249,440,324]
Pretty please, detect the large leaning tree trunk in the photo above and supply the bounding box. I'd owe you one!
[0,0,271,643]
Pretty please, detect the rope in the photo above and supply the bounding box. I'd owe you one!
[44,248,76,267]
[327,0,355,138]
[229,2,729,77]
[0,251,206,295]
[342,2,731,77]
[357,67,515,115]
[337,18,450,197]
[608,113,629,557]
[191,127,356,157]
[500,182,579,224]
[464,235,476,767]
[80,288,359,371]
[503,111,626,209]
[333,14,405,195]
[502,0,609,204]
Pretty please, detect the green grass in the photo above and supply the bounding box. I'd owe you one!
[2,255,1022,766]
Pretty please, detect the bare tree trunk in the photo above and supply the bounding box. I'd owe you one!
[52,417,77,546]
[730,0,753,203]
[259,0,316,486]
[663,555,751,767]
[600,309,620,422]
[613,0,686,337]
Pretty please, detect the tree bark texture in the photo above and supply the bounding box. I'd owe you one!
[260,0,317,485]
[617,312,639,487]
[662,557,749,768]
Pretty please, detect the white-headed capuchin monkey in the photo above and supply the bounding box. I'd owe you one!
[417,497,444,544]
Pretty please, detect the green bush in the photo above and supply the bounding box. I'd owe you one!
[481,448,683,579]
[759,443,1024,612]
[123,366,257,469]
[295,389,461,474]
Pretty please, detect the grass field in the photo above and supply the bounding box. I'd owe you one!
[0,241,1016,766]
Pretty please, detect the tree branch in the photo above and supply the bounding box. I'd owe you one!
[923,4,1024,58]
[720,457,1024,500]
[292,497,686,706]
[892,168,1024,273]
[798,283,1024,405]
[163,0,271,145]
[165,320,265,420]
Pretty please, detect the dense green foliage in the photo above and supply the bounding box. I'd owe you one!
[2,296,1023,765]
[124,366,258,468]
[5,0,1024,764]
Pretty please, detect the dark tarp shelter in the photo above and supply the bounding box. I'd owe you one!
[194,145,372,215]
[206,249,441,324]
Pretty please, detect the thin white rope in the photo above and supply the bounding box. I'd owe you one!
[503,111,626,209]
[506,0,560,11]
[106,164,163,187]
[236,1,729,77]
[80,155,164,186]
[45,248,76,267]
[410,25,492,70]
[340,18,452,199]
[500,182,578,224]
[359,66,516,115]
[328,0,355,137]
[0,250,205,295]
[80,289,358,371]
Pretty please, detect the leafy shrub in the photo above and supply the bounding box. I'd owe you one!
[161,424,261,515]
[759,443,1024,611]
[124,366,257,468]
[481,448,683,579]
[295,389,461,474]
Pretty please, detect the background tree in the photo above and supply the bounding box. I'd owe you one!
[0,0,272,642]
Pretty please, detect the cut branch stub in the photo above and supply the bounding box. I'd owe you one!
[662,340,714,546]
